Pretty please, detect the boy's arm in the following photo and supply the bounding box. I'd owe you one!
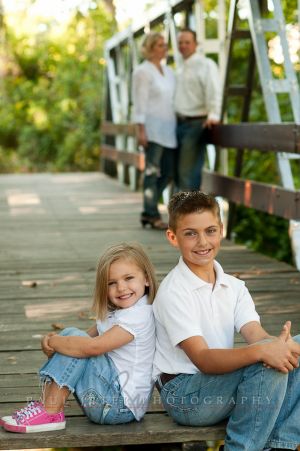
[180,321,300,374]
[48,325,133,358]
[240,321,271,344]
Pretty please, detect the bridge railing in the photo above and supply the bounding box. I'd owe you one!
[101,121,300,221]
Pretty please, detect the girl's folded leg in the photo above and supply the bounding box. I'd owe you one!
[39,327,90,393]
[1,327,89,434]
[75,353,135,425]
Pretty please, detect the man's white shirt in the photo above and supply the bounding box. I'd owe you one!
[174,52,222,121]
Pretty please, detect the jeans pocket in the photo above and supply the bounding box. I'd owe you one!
[79,388,112,424]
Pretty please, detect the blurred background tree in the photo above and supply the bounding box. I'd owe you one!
[0,0,115,172]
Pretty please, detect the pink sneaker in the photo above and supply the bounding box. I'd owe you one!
[2,401,65,433]
[1,401,37,427]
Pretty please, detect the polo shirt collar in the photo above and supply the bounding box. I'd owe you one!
[177,256,229,289]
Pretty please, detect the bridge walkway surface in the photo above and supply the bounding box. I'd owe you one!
[0,172,299,450]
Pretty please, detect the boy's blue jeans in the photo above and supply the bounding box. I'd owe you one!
[158,334,300,451]
[143,141,174,218]
[39,327,135,425]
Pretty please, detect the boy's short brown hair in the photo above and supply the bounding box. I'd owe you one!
[168,191,221,231]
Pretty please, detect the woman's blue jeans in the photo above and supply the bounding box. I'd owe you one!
[39,327,135,425]
[158,335,300,450]
[143,141,174,218]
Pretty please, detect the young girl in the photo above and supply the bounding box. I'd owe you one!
[1,243,157,433]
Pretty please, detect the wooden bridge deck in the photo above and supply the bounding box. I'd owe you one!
[0,172,300,449]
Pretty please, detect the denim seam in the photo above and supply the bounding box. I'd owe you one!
[265,370,297,449]
[241,364,265,451]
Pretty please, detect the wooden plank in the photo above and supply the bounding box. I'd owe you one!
[101,121,136,136]
[0,414,227,449]
[1,172,300,450]
[101,144,145,171]
[203,170,300,220]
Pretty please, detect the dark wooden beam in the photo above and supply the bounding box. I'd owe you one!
[203,170,300,220]
[207,123,300,153]
[101,122,300,154]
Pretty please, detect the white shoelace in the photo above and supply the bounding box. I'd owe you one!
[16,401,42,421]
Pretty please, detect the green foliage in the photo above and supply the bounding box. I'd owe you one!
[0,1,116,172]
[233,207,293,264]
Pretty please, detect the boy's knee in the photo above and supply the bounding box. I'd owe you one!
[292,334,300,344]
[60,327,86,337]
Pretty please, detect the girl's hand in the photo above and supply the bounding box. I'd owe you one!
[41,332,56,358]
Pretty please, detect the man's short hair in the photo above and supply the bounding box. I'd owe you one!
[168,191,221,231]
[178,28,197,42]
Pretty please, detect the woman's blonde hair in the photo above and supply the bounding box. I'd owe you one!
[141,32,164,59]
[92,242,157,320]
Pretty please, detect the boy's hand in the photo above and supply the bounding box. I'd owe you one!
[41,332,56,358]
[261,321,300,373]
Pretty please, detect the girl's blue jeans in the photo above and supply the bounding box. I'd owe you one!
[158,334,300,451]
[39,327,135,425]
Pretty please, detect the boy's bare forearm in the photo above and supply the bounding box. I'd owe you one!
[240,321,271,344]
[193,346,261,374]
[187,342,298,375]
[180,323,300,375]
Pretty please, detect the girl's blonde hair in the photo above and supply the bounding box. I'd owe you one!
[141,32,164,59]
[92,242,157,320]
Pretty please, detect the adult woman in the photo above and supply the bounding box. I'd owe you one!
[132,32,176,230]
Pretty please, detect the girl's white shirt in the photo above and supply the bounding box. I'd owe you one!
[132,60,177,148]
[96,295,155,420]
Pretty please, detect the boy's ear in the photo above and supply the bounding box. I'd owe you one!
[166,228,179,248]
[220,222,224,238]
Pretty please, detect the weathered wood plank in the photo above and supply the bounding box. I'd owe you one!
[0,414,227,449]
[202,171,300,220]
[0,172,299,450]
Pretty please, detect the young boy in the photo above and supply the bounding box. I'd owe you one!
[153,191,300,451]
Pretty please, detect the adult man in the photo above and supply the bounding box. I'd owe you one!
[174,29,222,191]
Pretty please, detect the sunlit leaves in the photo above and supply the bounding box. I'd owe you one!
[0,0,116,172]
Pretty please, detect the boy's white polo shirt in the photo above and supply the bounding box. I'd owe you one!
[153,257,260,378]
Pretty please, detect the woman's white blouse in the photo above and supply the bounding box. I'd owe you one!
[96,295,155,420]
[132,60,177,148]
